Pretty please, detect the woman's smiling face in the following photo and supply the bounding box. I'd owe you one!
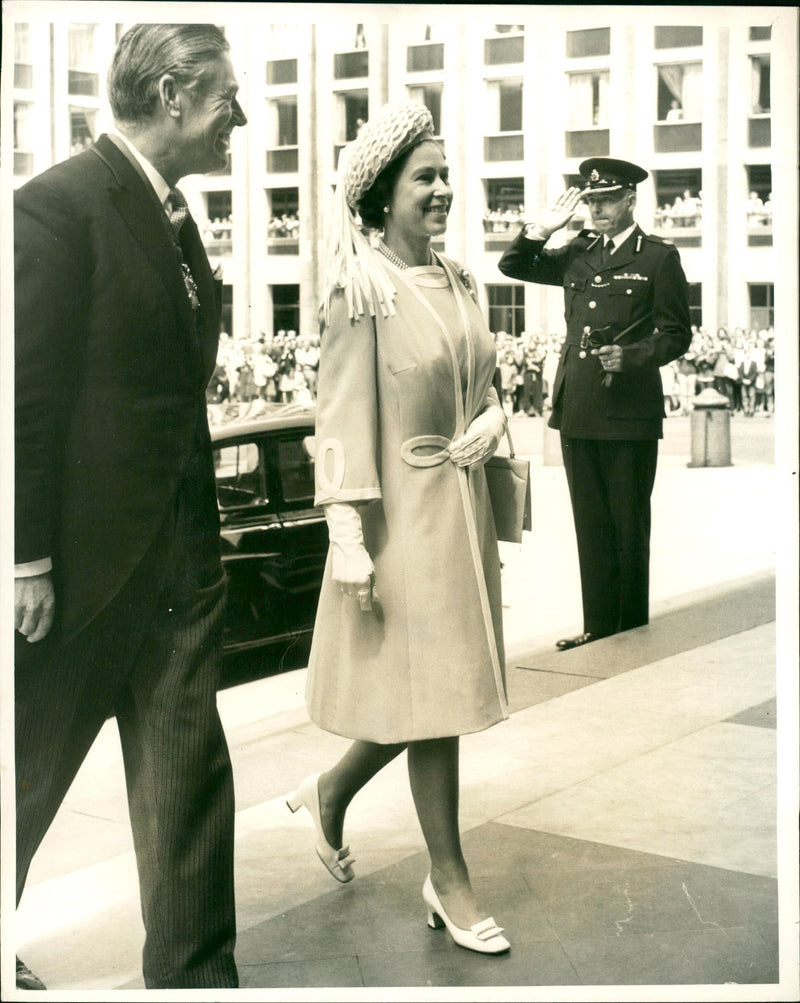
[384,140,452,242]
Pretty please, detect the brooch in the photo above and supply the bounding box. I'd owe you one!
[181,262,200,310]
[458,268,477,302]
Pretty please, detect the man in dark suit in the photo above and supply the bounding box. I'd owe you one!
[14,24,246,989]
[498,158,691,651]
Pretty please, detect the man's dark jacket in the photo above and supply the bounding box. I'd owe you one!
[15,134,222,643]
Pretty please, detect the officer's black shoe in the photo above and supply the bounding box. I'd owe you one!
[16,958,46,990]
[555,631,609,651]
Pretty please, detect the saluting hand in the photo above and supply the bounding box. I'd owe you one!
[536,187,584,236]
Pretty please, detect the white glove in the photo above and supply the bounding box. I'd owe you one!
[324,502,376,608]
[449,405,506,468]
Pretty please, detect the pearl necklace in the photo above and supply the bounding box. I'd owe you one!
[378,241,431,270]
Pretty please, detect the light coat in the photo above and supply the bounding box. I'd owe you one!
[306,253,508,743]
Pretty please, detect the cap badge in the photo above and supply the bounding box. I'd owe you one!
[590,169,600,182]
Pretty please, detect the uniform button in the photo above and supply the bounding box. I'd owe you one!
[588,301,596,309]
[594,275,602,283]
[626,288,632,295]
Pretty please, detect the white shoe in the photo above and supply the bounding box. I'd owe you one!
[422,874,510,954]
[286,774,355,883]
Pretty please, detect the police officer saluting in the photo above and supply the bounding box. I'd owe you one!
[499,157,691,650]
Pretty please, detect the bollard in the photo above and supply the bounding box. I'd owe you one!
[542,416,563,466]
[687,387,732,467]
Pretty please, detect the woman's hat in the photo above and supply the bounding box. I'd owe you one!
[342,102,435,210]
[321,102,435,323]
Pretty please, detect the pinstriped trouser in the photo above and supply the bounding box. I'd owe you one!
[15,488,237,989]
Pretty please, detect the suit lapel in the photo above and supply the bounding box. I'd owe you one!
[90,135,200,340]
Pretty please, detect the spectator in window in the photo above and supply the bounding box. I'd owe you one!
[665,99,684,121]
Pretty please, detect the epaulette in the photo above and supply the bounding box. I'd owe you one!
[642,232,675,247]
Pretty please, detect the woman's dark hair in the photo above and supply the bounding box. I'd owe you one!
[357,138,438,230]
[108,23,229,124]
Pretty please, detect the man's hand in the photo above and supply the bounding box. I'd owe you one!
[592,344,624,373]
[535,187,584,237]
[15,573,55,642]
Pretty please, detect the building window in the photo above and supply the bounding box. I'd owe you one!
[498,81,523,132]
[653,169,702,232]
[749,26,772,41]
[271,284,300,337]
[68,24,98,96]
[407,43,444,73]
[69,107,96,156]
[484,29,524,66]
[486,284,525,338]
[567,71,609,128]
[14,101,35,176]
[566,28,610,59]
[334,49,369,79]
[687,283,702,329]
[267,59,297,85]
[14,23,33,88]
[656,63,702,121]
[267,188,299,254]
[484,81,523,161]
[654,26,703,49]
[202,192,233,256]
[748,284,774,329]
[334,90,369,163]
[745,166,772,244]
[407,85,442,136]
[483,179,524,248]
[750,56,770,114]
[267,97,298,173]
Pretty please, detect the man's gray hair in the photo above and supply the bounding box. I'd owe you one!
[108,23,229,124]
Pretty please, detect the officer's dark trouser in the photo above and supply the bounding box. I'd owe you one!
[561,435,658,637]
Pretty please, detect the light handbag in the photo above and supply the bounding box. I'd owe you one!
[483,423,532,543]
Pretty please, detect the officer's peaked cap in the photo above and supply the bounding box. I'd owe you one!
[579,157,648,196]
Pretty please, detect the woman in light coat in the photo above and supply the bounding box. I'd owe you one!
[286,103,510,955]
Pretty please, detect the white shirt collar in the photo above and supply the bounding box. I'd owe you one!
[605,222,637,252]
[109,128,172,212]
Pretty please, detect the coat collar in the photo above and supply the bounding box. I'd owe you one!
[582,223,645,274]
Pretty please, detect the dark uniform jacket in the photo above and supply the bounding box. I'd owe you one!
[15,134,223,644]
[498,225,691,439]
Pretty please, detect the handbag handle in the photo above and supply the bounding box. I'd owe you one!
[500,411,516,458]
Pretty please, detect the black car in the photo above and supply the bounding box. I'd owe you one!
[209,402,328,686]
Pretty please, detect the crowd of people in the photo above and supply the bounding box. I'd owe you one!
[660,324,775,417]
[267,213,300,240]
[745,190,773,228]
[490,324,774,420]
[655,189,702,229]
[482,203,525,233]
[207,329,320,408]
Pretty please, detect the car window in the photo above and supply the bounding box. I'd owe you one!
[214,440,266,509]
[277,436,316,503]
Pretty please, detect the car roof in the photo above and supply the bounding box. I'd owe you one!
[209,402,316,442]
